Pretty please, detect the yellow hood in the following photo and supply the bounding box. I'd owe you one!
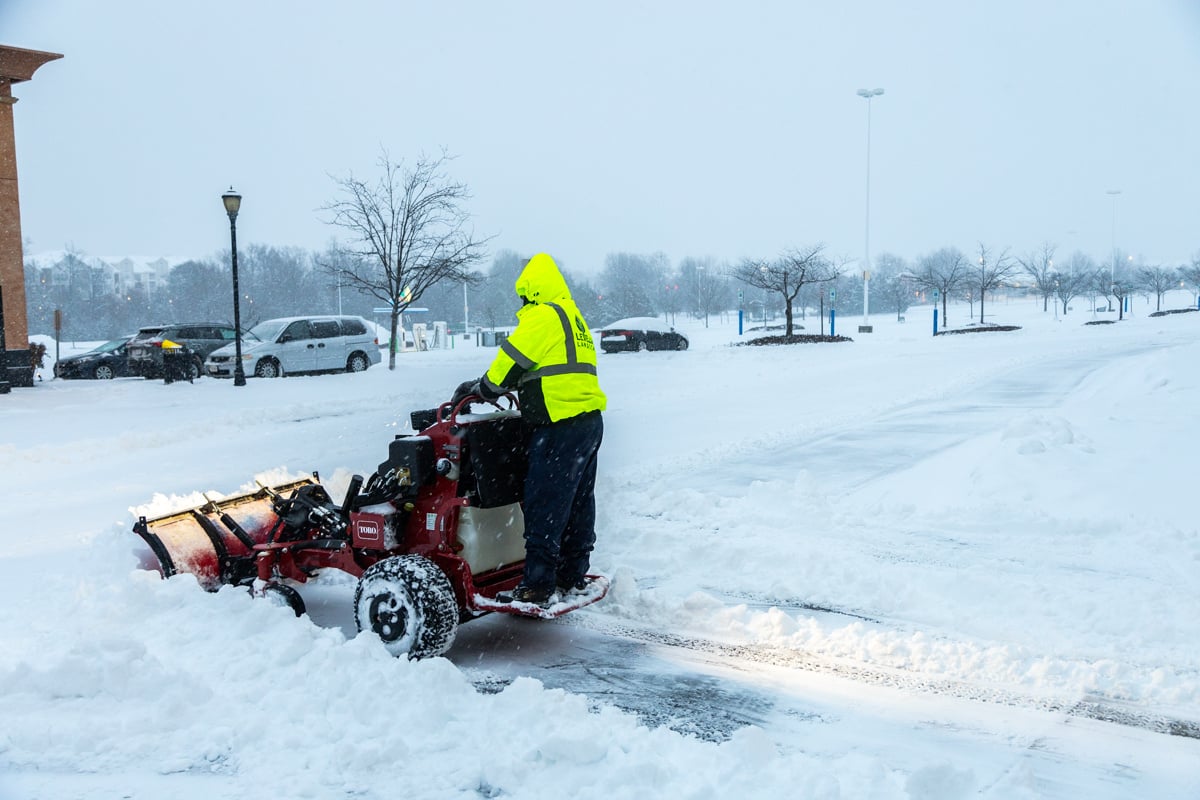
[514,253,571,304]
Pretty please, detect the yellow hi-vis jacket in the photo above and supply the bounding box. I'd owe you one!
[482,253,607,425]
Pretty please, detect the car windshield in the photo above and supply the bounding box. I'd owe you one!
[247,320,288,342]
[88,339,129,354]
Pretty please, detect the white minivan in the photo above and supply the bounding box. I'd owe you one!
[205,316,382,378]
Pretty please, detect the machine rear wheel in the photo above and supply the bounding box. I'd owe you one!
[346,352,369,373]
[354,555,458,659]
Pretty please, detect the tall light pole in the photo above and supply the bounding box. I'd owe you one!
[222,188,247,386]
[696,265,705,326]
[1106,189,1120,298]
[857,87,884,332]
[760,264,769,328]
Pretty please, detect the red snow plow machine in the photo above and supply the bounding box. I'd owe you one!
[133,396,608,659]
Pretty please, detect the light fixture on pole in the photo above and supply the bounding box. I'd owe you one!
[857,87,884,333]
[222,187,247,386]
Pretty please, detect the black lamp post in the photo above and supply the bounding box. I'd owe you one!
[222,187,247,386]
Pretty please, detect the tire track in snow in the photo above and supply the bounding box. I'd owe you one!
[565,615,1200,741]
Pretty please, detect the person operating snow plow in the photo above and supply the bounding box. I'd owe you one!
[451,253,606,606]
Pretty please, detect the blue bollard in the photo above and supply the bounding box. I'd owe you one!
[738,309,743,335]
[933,308,939,336]
[830,309,836,337]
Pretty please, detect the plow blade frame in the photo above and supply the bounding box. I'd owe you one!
[134,477,317,590]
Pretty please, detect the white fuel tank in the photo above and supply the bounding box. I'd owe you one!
[455,503,527,575]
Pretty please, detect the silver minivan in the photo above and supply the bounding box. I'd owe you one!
[204,315,382,378]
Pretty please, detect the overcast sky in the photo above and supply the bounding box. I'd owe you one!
[5,1,1200,275]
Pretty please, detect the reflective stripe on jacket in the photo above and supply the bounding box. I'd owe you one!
[483,254,606,425]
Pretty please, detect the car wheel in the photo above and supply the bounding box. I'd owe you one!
[346,352,369,373]
[636,339,647,352]
[189,359,202,380]
[676,338,689,351]
[94,364,115,380]
[255,359,281,378]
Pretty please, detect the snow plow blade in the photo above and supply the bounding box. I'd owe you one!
[133,477,318,590]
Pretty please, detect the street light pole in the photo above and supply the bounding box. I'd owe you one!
[1106,189,1120,299]
[222,188,247,386]
[857,87,884,332]
[760,265,768,329]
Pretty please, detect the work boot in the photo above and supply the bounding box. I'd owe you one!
[498,584,555,606]
[556,577,590,597]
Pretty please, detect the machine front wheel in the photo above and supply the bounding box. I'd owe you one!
[354,555,458,659]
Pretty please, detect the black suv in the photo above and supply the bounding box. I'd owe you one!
[126,323,238,379]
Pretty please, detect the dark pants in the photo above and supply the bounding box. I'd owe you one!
[521,411,603,592]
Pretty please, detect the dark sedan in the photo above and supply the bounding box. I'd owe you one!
[598,317,689,353]
[53,337,133,380]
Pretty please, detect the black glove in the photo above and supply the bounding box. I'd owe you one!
[451,379,481,409]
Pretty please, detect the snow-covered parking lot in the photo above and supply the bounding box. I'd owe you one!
[2,298,1199,799]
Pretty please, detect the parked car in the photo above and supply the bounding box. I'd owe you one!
[53,336,134,380]
[598,317,689,353]
[204,315,382,378]
[126,323,238,380]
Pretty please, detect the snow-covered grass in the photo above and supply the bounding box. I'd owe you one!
[2,292,1199,799]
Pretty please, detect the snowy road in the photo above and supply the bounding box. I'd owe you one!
[684,337,1164,496]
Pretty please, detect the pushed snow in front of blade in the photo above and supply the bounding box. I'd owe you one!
[128,467,312,520]
[474,575,610,619]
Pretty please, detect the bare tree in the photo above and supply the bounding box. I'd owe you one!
[1017,242,1058,312]
[1137,264,1176,311]
[732,244,840,336]
[473,250,529,332]
[1050,270,1087,316]
[871,252,913,321]
[1100,252,1141,319]
[972,243,1019,324]
[1181,256,1200,305]
[1055,252,1095,313]
[597,252,663,323]
[680,256,722,328]
[913,247,969,326]
[322,150,490,368]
